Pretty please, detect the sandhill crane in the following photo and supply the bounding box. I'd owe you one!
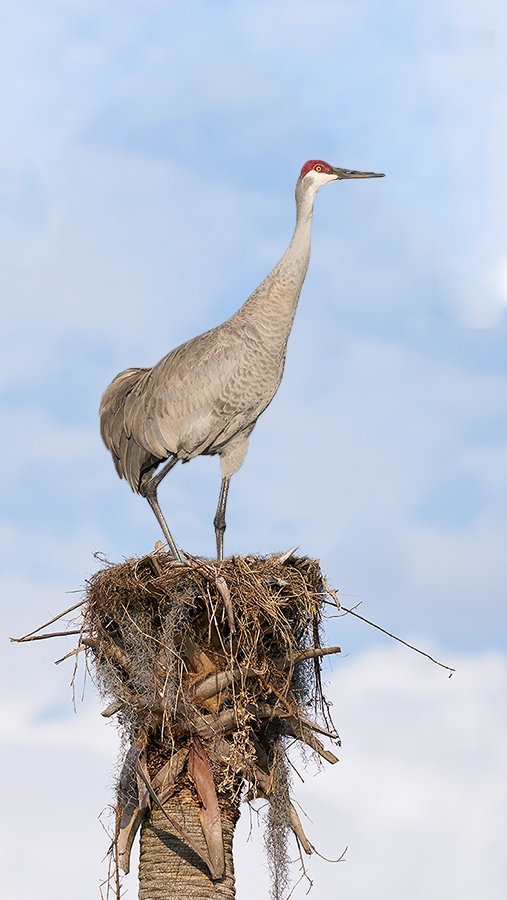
[100,160,384,560]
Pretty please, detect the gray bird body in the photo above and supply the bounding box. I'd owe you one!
[100,161,383,558]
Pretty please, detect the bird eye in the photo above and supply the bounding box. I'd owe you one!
[314,164,322,172]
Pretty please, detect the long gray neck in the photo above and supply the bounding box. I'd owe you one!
[232,179,317,342]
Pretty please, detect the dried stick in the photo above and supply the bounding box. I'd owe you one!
[81,637,131,672]
[338,604,456,676]
[9,599,85,642]
[284,717,339,765]
[274,645,342,670]
[293,646,341,664]
[10,630,81,643]
[189,666,262,702]
[55,645,87,665]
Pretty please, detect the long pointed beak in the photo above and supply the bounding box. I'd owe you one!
[331,167,385,179]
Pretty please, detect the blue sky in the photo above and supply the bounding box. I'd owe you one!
[1,2,506,898]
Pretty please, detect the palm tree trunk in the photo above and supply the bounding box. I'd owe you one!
[138,786,238,900]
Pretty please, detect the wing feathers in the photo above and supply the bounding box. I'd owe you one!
[99,321,274,492]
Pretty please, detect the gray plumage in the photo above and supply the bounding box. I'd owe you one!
[100,160,384,559]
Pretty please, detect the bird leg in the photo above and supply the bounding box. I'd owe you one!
[140,457,182,560]
[213,476,230,561]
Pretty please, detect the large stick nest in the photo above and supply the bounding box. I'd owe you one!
[82,549,341,894]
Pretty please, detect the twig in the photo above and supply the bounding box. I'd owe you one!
[189,666,262,702]
[274,546,299,564]
[9,599,85,642]
[288,801,314,855]
[72,617,87,710]
[297,713,340,741]
[81,637,132,672]
[338,604,455,676]
[55,645,86,665]
[214,574,236,634]
[322,577,341,611]
[292,646,341,665]
[10,630,81,643]
[101,701,123,718]
[180,552,237,634]
[285,718,339,764]
[312,844,348,864]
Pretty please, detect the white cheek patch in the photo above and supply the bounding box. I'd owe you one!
[304,170,337,187]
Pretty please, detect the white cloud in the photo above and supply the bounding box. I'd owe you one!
[498,259,507,305]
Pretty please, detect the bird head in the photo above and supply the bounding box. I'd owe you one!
[299,160,385,188]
